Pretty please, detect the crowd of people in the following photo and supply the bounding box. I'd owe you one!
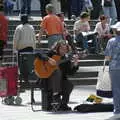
[1,0,120,117]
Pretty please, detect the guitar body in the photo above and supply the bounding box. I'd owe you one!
[34,55,61,78]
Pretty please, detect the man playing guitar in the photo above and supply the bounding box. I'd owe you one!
[34,40,79,111]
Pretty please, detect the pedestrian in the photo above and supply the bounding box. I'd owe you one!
[71,0,84,18]
[114,0,120,21]
[13,14,36,82]
[0,5,8,63]
[19,0,32,17]
[3,0,14,15]
[39,0,50,18]
[104,22,120,115]
[91,0,102,19]
[102,0,117,25]
[34,40,79,111]
[37,4,64,49]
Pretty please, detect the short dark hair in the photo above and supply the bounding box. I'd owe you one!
[80,12,90,19]
[20,14,28,24]
[99,15,107,21]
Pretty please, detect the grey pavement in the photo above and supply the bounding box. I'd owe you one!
[0,85,114,120]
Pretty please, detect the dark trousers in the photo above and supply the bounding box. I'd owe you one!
[0,40,5,60]
[18,47,33,83]
[71,0,84,17]
[114,0,120,21]
[45,69,73,105]
[39,0,50,18]
[61,79,73,104]
[91,0,102,19]
[60,0,72,19]
[47,69,62,94]
[20,0,32,15]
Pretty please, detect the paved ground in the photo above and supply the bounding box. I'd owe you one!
[0,85,115,120]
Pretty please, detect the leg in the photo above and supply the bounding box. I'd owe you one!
[60,79,73,111]
[61,80,73,105]
[20,0,27,14]
[110,70,120,114]
[26,0,31,16]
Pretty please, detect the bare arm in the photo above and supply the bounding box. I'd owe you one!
[105,56,111,61]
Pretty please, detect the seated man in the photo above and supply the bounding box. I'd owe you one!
[73,12,90,51]
[34,40,79,111]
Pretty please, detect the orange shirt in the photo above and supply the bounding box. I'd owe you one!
[40,14,64,36]
[0,14,8,41]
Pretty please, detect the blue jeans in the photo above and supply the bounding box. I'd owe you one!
[110,70,120,114]
[47,34,64,49]
[20,0,32,15]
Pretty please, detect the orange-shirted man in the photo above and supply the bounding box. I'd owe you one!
[38,4,64,48]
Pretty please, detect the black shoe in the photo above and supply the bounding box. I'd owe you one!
[52,94,61,104]
[59,104,72,111]
[51,94,61,112]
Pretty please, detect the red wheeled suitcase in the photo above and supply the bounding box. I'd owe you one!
[0,65,18,97]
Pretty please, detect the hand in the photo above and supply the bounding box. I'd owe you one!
[48,58,57,66]
[72,54,79,66]
[36,33,41,43]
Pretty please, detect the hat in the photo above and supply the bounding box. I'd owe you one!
[111,22,120,31]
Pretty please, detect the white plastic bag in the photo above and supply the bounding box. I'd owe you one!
[96,59,112,98]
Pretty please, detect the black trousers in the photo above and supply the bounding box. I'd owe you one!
[61,79,73,104]
[18,47,33,82]
[43,69,73,105]
[91,0,102,19]
[0,40,6,60]
[114,0,120,21]
[39,0,51,18]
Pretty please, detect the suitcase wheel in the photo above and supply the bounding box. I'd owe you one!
[4,96,15,105]
[51,103,60,112]
[14,96,22,105]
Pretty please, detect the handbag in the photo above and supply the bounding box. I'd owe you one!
[96,59,112,98]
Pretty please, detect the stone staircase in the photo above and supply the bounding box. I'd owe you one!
[3,16,104,86]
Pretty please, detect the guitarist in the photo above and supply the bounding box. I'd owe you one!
[34,40,79,111]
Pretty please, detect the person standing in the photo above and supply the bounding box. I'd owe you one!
[38,4,64,49]
[102,0,117,25]
[105,22,120,115]
[39,0,50,18]
[91,0,102,19]
[0,5,8,62]
[71,0,84,18]
[114,0,120,21]
[13,14,36,82]
[20,0,32,17]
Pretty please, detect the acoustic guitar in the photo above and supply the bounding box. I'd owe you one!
[34,55,61,78]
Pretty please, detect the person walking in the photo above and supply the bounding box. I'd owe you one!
[0,5,8,63]
[105,22,120,115]
[37,4,64,49]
